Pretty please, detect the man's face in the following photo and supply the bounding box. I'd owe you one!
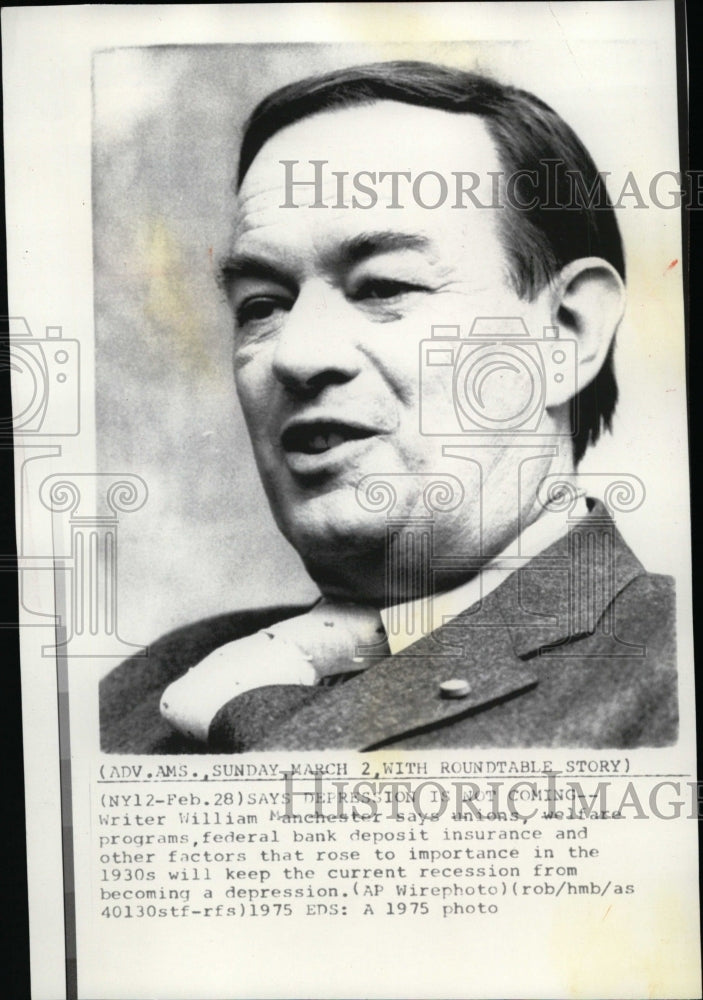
[226,102,559,601]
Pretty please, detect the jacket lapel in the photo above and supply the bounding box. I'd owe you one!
[492,500,645,657]
[251,590,538,751]
[248,500,646,751]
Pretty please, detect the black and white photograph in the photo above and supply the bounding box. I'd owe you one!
[3,4,699,998]
[95,41,683,753]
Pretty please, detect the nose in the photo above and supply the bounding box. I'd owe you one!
[272,280,361,398]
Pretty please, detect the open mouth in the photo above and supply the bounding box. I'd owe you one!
[281,421,376,455]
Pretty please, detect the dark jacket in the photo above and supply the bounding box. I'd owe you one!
[100,501,677,753]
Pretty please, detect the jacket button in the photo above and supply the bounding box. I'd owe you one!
[439,678,471,699]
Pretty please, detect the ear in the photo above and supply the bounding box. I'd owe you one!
[541,257,626,408]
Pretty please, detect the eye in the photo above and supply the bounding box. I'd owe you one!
[235,295,291,327]
[351,278,426,301]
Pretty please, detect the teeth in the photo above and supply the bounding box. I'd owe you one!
[282,422,373,455]
[308,432,345,453]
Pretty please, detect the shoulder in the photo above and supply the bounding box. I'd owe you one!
[614,571,676,636]
[99,604,310,752]
[592,570,677,746]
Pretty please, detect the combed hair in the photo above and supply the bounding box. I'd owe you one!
[238,61,625,463]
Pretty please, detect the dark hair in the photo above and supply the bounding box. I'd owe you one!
[237,61,625,464]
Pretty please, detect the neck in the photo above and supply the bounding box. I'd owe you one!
[308,445,577,605]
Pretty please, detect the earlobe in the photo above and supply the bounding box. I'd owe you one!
[545,257,626,407]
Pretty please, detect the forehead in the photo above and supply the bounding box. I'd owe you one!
[232,101,505,261]
[243,101,502,183]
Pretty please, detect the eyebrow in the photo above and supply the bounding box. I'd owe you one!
[217,253,295,292]
[217,230,432,289]
[336,230,432,265]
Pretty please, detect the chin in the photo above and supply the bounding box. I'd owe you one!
[300,554,388,606]
[284,510,387,557]
[278,502,388,597]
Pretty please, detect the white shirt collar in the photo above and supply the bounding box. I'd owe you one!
[380,495,589,655]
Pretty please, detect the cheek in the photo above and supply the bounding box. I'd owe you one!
[235,366,271,436]
[362,329,423,407]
